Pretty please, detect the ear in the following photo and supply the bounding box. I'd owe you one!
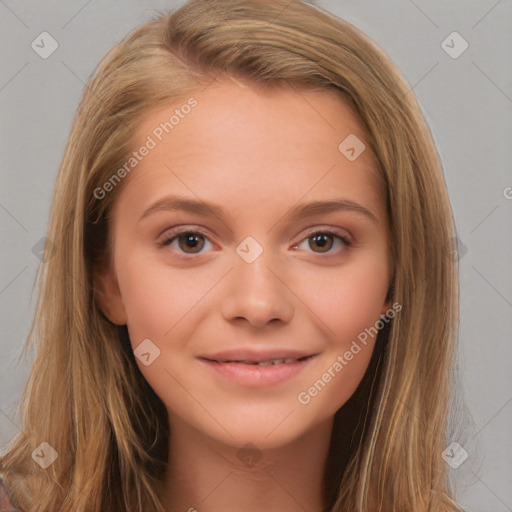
[92,261,128,326]
[380,283,394,316]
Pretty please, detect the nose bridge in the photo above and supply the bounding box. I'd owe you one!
[221,239,294,326]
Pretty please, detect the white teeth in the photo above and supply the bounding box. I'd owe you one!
[258,358,293,366]
[216,358,303,365]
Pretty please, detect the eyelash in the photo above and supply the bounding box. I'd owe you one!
[157,227,352,257]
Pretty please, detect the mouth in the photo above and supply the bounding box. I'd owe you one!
[198,354,317,387]
[201,355,314,366]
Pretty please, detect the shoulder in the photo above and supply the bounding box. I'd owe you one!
[0,476,23,511]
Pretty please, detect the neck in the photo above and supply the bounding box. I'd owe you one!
[160,415,335,512]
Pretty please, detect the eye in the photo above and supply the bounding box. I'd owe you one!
[293,229,352,254]
[158,228,213,255]
[158,227,352,257]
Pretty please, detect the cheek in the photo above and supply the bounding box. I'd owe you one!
[294,255,389,344]
[297,347,374,420]
[116,253,217,345]
[292,256,388,409]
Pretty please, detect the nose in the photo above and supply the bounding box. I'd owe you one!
[221,248,295,329]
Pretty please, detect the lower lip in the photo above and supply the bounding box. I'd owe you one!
[198,357,315,388]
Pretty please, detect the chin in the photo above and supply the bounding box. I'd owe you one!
[190,403,332,452]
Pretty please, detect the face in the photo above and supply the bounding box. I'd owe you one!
[95,79,392,450]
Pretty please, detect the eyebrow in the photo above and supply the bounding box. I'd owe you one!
[138,195,378,225]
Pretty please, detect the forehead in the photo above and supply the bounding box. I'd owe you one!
[131,79,378,161]
[116,80,386,226]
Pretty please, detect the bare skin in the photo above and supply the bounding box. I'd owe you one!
[94,79,392,512]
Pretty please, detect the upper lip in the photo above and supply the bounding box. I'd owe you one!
[199,348,317,363]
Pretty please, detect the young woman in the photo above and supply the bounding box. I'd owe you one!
[0,0,467,510]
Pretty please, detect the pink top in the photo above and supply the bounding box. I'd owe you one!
[0,477,23,512]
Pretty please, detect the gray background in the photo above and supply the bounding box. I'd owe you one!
[1,1,511,511]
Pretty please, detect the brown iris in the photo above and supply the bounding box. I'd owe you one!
[309,233,333,253]
[178,233,205,253]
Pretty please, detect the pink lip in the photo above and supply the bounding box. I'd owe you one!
[198,350,317,388]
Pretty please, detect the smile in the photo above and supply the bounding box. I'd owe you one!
[198,355,317,387]
[204,355,313,366]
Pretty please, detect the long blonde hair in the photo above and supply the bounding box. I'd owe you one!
[1,0,467,510]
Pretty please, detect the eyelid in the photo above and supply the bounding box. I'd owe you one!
[298,225,353,245]
[158,225,215,247]
[159,224,353,257]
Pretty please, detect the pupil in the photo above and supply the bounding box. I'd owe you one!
[311,234,332,252]
[177,234,334,253]
[186,234,198,247]
[180,233,203,252]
